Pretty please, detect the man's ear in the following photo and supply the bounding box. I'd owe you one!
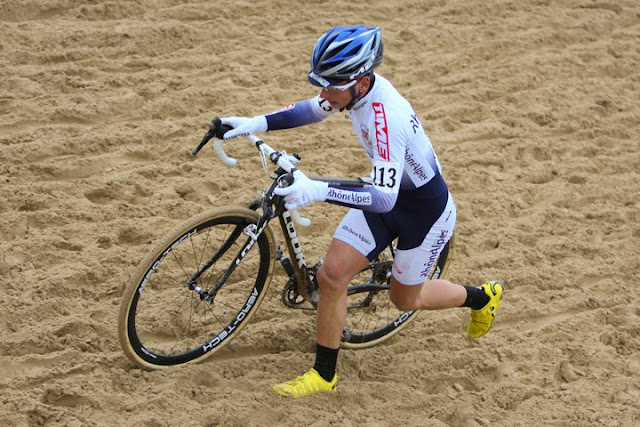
[359,75,371,91]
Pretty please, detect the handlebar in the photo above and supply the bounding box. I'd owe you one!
[194,118,311,227]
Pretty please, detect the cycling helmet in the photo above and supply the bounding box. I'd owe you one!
[308,25,383,88]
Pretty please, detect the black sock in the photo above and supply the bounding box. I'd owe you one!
[313,343,339,382]
[461,285,490,310]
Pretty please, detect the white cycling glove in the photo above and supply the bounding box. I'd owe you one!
[220,116,268,139]
[273,170,329,210]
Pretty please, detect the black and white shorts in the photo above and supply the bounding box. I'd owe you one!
[333,191,456,286]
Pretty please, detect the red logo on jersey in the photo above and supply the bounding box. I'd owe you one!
[372,102,389,160]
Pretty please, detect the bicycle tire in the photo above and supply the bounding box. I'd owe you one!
[341,233,455,349]
[118,208,275,370]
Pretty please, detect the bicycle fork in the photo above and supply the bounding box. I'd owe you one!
[187,218,269,302]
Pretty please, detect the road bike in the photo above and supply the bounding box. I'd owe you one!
[117,119,455,369]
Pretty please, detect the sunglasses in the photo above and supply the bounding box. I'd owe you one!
[324,79,358,92]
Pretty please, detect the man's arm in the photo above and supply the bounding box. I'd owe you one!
[265,96,334,130]
[221,96,334,139]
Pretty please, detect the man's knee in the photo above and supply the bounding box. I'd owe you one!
[317,239,369,294]
[316,263,350,294]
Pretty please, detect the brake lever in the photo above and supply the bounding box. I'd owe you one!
[192,129,214,155]
[192,117,233,155]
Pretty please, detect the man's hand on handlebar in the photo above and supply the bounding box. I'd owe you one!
[274,170,329,210]
[220,116,268,139]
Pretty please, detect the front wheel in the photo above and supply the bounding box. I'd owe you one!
[341,233,455,349]
[118,208,275,370]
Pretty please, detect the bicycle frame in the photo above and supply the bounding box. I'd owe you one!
[182,169,310,305]
[206,173,378,304]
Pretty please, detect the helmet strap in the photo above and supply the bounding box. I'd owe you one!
[342,73,375,111]
[341,86,359,112]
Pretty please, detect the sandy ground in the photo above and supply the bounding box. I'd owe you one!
[1,0,639,425]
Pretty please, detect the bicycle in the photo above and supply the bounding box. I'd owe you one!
[117,118,455,370]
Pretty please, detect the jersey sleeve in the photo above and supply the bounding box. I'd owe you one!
[265,96,335,130]
[324,183,397,213]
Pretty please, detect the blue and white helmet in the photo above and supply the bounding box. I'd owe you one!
[308,25,384,88]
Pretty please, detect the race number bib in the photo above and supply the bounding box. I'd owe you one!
[371,159,401,194]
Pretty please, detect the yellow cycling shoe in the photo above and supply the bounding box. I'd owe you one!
[273,368,338,398]
[468,281,504,339]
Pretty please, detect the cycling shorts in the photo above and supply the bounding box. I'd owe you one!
[333,189,456,286]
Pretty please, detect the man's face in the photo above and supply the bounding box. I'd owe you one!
[319,77,370,110]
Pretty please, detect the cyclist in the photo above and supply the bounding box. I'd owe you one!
[219,25,503,398]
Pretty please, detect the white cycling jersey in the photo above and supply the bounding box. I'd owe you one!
[263,74,455,284]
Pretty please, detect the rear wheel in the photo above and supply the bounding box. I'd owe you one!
[341,233,455,349]
[118,208,275,369]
